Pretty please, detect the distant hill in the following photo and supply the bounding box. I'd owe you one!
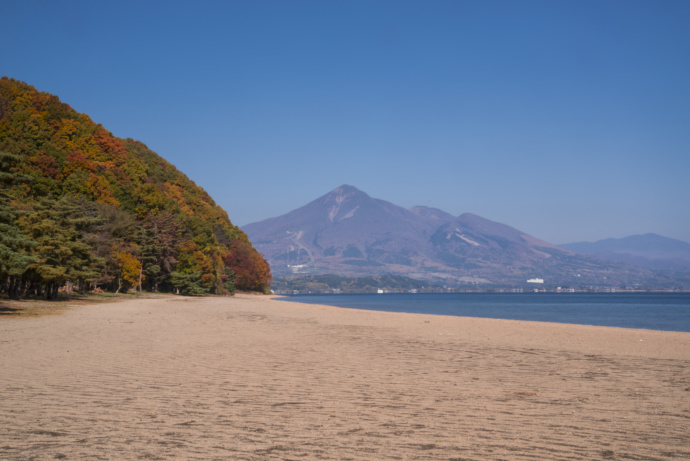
[561,234,690,272]
[244,185,672,288]
[0,77,271,297]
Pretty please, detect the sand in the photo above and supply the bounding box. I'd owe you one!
[1,294,689,460]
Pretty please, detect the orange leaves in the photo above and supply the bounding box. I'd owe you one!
[63,151,96,175]
[87,173,119,207]
[93,128,128,164]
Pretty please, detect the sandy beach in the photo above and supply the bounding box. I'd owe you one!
[1,294,689,460]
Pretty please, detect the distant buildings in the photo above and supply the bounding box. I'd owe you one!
[527,278,544,284]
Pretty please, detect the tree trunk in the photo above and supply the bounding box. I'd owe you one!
[138,266,143,294]
[19,278,29,298]
[8,277,18,299]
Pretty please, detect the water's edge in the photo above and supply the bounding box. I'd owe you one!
[277,293,690,333]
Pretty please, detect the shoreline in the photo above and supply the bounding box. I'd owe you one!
[275,291,690,335]
[273,295,690,360]
[2,294,689,459]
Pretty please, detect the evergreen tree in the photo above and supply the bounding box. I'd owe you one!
[222,267,236,295]
[137,212,185,292]
[18,195,105,298]
[170,271,207,296]
[0,152,35,298]
[90,203,140,291]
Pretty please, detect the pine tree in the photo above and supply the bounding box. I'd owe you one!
[18,195,105,299]
[89,203,140,291]
[170,271,207,296]
[0,152,36,298]
[137,212,185,292]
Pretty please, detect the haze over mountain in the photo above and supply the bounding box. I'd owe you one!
[244,185,674,288]
[561,234,690,272]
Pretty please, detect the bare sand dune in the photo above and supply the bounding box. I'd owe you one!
[1,294,689,460]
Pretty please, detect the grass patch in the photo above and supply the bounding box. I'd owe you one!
[0,292,139,318]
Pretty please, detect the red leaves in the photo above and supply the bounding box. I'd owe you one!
[224,240,272,292]
[30,152,61,179]
[63,151,96,175]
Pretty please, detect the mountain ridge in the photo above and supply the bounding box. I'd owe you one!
[560,234,690,272]
[244,185,676,288]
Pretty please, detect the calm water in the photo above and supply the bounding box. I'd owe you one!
[278,292,690,332]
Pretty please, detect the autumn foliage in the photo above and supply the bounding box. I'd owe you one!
[0,77,271,297]
[224,240,273,292]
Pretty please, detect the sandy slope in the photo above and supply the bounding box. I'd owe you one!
[1,294,689,460]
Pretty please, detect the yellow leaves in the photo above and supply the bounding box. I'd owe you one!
[52,118,99,154]
[122,158,147,184]
[53,119,80,151]
[135,183,167,217]
[113,249,143,288]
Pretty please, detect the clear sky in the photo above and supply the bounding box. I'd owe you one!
[2,0,689,244]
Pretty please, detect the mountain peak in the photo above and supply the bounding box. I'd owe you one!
[333,184,363,194]
[324,185,369,204]
[242,186,666,287]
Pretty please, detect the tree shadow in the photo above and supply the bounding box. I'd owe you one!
[0,305,22,315]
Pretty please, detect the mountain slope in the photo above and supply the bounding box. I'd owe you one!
[0,77,271,296]
[244,185,663,287]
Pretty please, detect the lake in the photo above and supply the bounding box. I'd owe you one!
[278,292,690,332]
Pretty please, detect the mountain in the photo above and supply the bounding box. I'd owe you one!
[0,77,271,297]
[243,185,439,275]
[244,185,669,288]
[409,205,454,226]
[561,234,690,272]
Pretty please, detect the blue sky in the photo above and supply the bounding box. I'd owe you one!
[3,0,689,244]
